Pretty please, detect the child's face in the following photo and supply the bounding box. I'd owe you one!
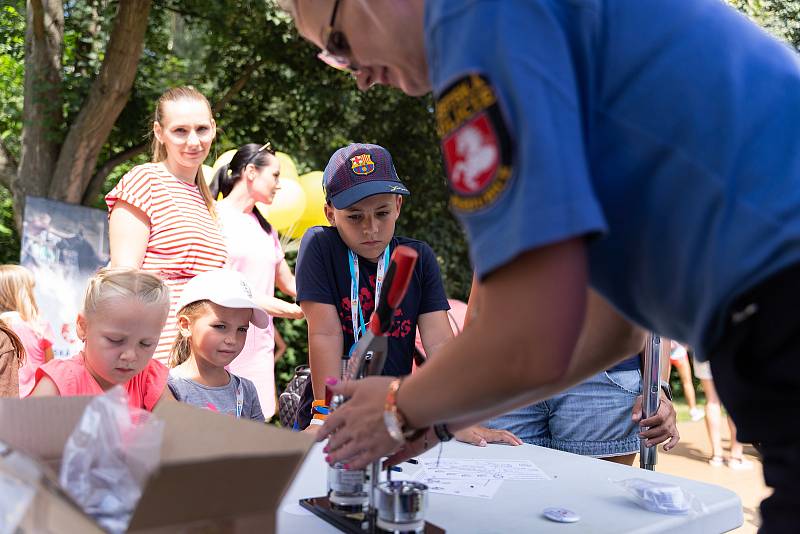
[325,193,403,262]
[181,302,251,368]
[77,297,168,390]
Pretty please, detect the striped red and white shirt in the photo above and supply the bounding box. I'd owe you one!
[106,163,228,364]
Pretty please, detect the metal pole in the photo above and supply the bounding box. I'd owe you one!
[639,333,661,470]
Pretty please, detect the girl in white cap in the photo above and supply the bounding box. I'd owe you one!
[167,269,270,421]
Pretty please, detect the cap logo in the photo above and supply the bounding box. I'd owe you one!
[240,280,253,298]
[350,154,375,175]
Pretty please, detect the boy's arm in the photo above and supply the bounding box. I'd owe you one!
[417,310,455,359]
[301,301,345,400]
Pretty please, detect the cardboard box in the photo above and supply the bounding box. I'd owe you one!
[0,395,314,533]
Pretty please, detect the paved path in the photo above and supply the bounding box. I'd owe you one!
[646,418,767,533]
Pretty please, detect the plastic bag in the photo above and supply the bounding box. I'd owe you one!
[613,477,706,515]
[60,386,164,533]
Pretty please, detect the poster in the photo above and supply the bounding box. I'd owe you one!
[21,196,109,358]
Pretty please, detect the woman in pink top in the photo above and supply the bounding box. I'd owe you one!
[0,265,54,397]
[29,268,173,411]
[212,143,304,418]
[105,87,228,364]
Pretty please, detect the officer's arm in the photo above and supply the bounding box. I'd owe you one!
[301,301,344,400]
[396,238,589,429]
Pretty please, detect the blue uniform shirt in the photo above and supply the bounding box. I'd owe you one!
[426,0,800,358]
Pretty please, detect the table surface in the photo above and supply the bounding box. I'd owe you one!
[278,441,743,534]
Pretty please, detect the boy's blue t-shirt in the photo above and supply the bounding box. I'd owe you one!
[425,0,800,358]
[296,225,450,377]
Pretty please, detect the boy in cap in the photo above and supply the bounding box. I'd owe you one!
[294,143,520,446]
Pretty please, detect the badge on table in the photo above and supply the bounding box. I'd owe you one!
[543,507,580,523]
[435,74,513,213]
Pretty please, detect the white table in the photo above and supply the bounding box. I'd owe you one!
[278,442,742,533]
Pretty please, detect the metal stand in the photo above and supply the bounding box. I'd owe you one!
[639,332,661,470]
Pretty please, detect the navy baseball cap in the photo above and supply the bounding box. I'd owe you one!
[323,143,410,209]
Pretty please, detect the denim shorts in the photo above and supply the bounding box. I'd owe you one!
[484,369,642,457]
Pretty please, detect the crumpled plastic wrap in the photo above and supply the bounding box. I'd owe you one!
[59,386,164,533]
[613,477,707,515]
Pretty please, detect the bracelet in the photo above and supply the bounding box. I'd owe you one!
[309,418,325,426]
[433,423,453,442]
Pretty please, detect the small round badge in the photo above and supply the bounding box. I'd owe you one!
[543,507,581,523]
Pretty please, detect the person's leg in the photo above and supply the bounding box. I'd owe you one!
[725,417,754,469]
[601,453,636,466]
[674,356,697,411]
[699,376,725,465]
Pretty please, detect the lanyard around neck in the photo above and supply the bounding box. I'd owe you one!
[348,246,391,343]
[234,377,243,419]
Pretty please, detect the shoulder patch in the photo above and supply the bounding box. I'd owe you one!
[435,74,513,212]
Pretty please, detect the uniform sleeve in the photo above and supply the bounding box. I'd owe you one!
[296,227,339,305]
[105,166,156,221]
[415,242,451,315]
[139,359,169,412]
[426,1,607,280]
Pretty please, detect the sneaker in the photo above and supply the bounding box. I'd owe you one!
[727,457,754,470]
[690,407,705,421]
[708,455,725,467]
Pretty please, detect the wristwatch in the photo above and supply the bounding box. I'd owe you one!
[384,378,408,443]
[659,380,673,401]
[384,378,427,443]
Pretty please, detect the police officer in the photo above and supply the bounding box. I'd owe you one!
[280,1,800,530]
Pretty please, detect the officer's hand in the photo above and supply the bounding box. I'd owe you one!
[318,376,401,470]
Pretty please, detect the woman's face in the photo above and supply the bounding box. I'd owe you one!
[247,157,281,205]
[154,99,216,174]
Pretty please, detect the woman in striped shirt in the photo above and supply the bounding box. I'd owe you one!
[106,86,228,364]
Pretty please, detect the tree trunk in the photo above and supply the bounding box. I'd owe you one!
[14,0,64,226]
[50,0,152,203]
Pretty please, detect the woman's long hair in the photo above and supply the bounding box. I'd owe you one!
[210,143,276,234]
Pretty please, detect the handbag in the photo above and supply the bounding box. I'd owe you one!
[278,365,311,429]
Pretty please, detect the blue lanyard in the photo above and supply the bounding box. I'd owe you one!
[348,246,390,345]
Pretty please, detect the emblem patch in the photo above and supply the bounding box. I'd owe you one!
[436,74,513,212]
[350,154,376,175]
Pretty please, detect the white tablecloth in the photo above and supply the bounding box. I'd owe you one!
[278,441,742,533]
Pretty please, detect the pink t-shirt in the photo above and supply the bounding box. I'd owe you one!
[1,312,54,398]
[32,353,168,411]
[217,202,283,417]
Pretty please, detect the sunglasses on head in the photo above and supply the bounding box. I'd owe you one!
[319,0,360,73]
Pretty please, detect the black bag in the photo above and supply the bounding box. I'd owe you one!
[278,365,311,429]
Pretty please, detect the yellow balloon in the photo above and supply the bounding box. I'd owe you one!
[290,171,330,239]
[201,164,215,185]
[212,149,238,174]
[258,179,306,233]
[274,151,299,182]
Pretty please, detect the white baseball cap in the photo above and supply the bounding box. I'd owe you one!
[176,269,270,328]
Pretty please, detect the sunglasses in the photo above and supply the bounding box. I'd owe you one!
[318,0,360,73]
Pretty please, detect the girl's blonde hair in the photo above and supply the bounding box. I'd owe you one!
[0,265,40,323]
[152,86,217,219]
[167,300,209,368]
[83,267,170,316]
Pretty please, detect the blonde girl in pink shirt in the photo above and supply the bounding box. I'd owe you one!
[0,265,54,397]
[29,268,173,411]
